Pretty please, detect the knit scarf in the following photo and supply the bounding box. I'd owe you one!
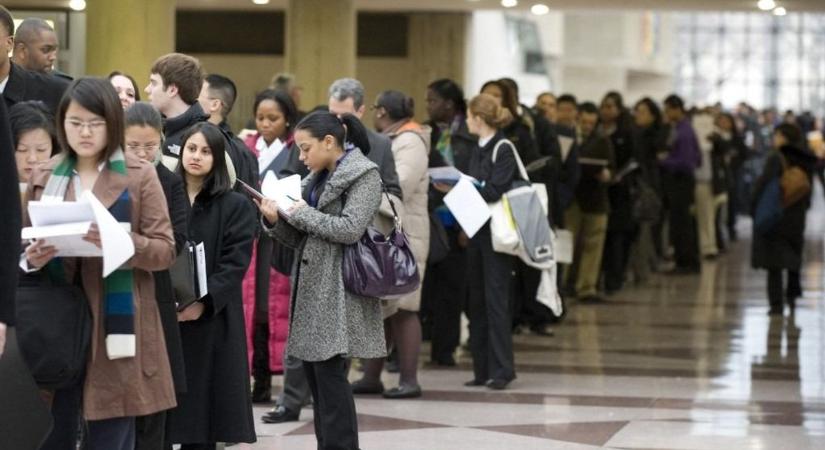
[43,150,136,360]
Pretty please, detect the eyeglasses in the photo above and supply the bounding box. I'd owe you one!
[126,142,161,153]
[65,119,107,132]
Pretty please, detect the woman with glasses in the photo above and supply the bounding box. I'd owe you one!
[124,101,189,450]
[22,77,176,450]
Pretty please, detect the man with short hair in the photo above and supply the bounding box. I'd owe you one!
[661,94,702,273]
[564,102,615,303]
[12,18,58,74]
[198,73,259,189]
[0,7,68,113]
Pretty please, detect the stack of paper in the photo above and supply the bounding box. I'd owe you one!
[428,167,478,186]
[22,191,136,277]
[442,177,490,238]
[261,172,302,216]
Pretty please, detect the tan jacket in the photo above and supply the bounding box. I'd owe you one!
[26,153,177,420]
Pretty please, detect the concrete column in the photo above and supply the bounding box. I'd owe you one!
[286,0,356,109]
[85,0,175,79]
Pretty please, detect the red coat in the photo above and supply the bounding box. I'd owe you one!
[241,133,292,373]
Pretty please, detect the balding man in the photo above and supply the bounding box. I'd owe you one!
[12,18,58,74]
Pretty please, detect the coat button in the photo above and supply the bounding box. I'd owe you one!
[302,258,309,265]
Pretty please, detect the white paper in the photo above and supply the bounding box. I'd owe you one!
[443,177,491,239]
[553,229,574,264]
[261,172,301,216]
[559,135,574,162]
[195,242,208,299]
[428,167,477,185]
[84,192,135,277]
[28,199,95,227]
[21,222,100,257]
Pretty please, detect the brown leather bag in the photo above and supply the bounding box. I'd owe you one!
[780,155,811,207]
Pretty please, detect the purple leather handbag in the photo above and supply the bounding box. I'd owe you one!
[342,188,420,299]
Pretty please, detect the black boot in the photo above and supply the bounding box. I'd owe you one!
[252,375,272,403]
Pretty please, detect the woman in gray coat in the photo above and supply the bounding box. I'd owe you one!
[258,111,385,450]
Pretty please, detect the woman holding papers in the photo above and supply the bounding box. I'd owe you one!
[167,122,257,448]
[351,90,430,399]
[22,77,176,450]
[434,93,518,390]
[258,111,384,450]
[124,102,190,450]
[241,89,300,402]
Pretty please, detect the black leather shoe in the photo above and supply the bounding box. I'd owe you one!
[486,378,512,390]
[431,356,456,367]
[261,405,299,424]
[351,378,385,394]
[382,384,422,399]
[529,324,554,336]
[464,379,485,387]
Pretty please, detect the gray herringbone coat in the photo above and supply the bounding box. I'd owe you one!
[266,149,386,362]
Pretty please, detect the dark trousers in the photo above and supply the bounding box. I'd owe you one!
[135,410,167,450]
[39,383,82,450]
[603,228,636,292]
[512,261,553,327]
[303,356,359,450]
[663,171,700,269]
[467,227,515,382]
[421,229,465,363]
[277,354,312,411]
[86,417,135,450]
[767,269,802,310]
[253,322,270,379]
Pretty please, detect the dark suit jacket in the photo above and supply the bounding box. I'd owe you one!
[0,98,22,325]
[3,63,70,114]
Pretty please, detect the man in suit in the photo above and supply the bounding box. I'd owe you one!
[12,18,58,74]
[0,7,69,113]
[0,97,22,358]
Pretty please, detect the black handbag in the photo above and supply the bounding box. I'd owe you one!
[15,268,91,389]
[342,187,420,299]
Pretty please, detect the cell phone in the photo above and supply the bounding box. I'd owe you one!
[237,180,264,201]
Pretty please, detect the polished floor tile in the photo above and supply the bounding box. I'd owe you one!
[240,190,825,449]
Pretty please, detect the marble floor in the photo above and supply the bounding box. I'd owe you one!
[239,196,825,449]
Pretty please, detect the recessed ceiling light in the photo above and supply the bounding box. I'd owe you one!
[757,0,776,11]
[501,0,518,8]
[531,4,550,15]
[773,6,787,15]
[252,0,270,5]
[68,0,86,11]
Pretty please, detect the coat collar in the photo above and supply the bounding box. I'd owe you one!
[3,63,27,104]
[301,148,378,211]
[34,152,142,208]
[163,103,210,137]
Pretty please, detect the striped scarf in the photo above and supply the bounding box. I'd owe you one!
[43,149,136,360]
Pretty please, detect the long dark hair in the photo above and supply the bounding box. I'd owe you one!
[253,88,299,138]
[481,79,519,121]
[9,101,59,156]
[427,78,466,116]
[177,122,232,198]
[775,123,803,148]
[295,112,371,155]
[376,90,414,121]
[57,77,125,161]
[634,97,663,130]
[107,71,142,102]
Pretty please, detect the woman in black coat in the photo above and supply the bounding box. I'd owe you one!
[599,92,638,293]
[124,102,190,449]
[167,122,256,448]
[0,96,21,359]
[751,123,816,315]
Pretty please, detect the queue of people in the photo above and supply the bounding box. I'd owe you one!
[0,5,822,449]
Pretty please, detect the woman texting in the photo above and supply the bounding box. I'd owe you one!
[258,111,385,450]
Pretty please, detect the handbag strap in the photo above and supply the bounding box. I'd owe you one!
[341,178,403,230]
[491,139,529,182]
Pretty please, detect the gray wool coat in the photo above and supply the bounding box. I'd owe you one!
[265,149,387,362]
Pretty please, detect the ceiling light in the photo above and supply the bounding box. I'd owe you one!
[501,0,518,7]
[773,6,787,15]
[68,0,86,11]
[757,0,776,11]
[531,4,550,15]
[252,0,270,4]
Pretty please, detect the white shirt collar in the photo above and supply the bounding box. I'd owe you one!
[0,75,9,94]
[256,135,285,174]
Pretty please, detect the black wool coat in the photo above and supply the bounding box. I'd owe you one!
[167,191,256,445]
[751,145,816,271]
[0,98,21,326]
[153,164,189,393]
[3,63,70,114]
